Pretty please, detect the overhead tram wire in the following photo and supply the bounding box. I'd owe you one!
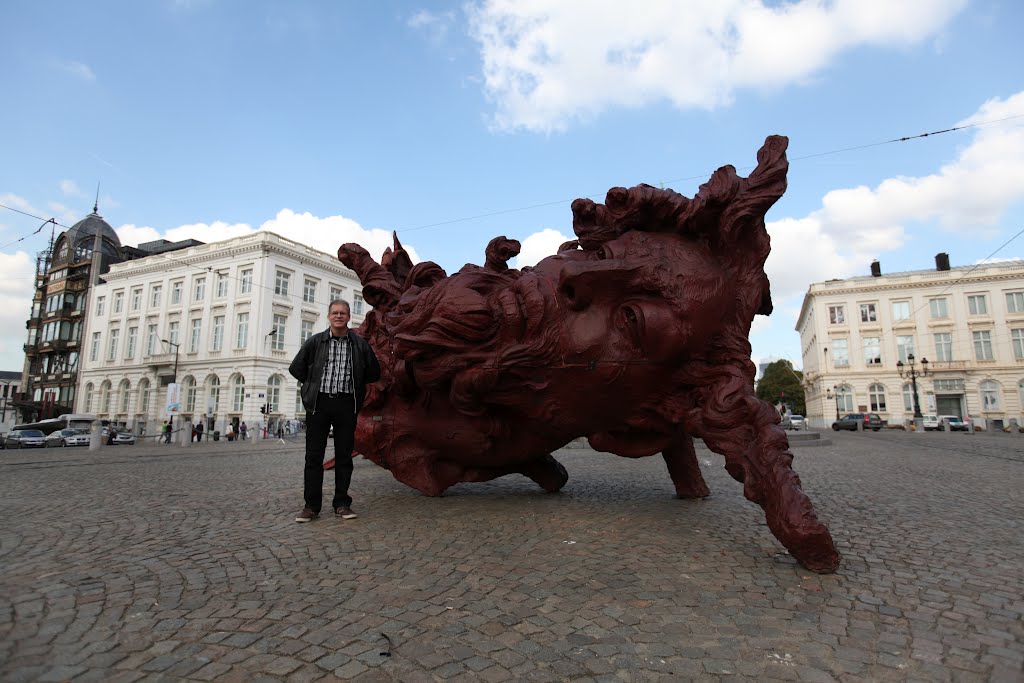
[3,112,1023,335]
[390,113,1024,237]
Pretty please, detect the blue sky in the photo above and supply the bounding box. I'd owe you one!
[2,0,1022,374]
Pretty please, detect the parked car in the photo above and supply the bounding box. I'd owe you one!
[831,413,882,431]
[789,415,806,430]
[4,429,47,448]
[922,415,940,430]
[101,428,137,445]
[45,428,91,448]
[939,415,969,431]
[778,414,792,430]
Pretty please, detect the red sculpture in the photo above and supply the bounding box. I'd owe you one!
[338,136,840,573]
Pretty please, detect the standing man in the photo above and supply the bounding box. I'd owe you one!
[289,299,381,523]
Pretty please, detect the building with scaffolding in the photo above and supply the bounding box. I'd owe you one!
[14,204,198,423]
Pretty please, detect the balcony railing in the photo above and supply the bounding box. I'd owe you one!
[927,360,968,371]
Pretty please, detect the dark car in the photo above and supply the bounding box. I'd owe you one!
[832,413,882,431]
[45,428,91,448]
[4,429,47,448]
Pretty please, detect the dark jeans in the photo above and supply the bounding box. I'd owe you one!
[304,393,356,513]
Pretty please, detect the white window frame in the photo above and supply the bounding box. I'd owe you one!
[275,270,291,296]
[968,294,987,316]
[236,312,249,349]
[929,298,948,318]
[973,330,994,360]
[107,328,120,361]
[933,333,952,362]
[189,319,202,353]
[980,380,1000,411]
[212,316,224,352]
[892,301,911,321]
[868,383,887,412]
[240,268,253,295]
[896,335,915,363]
[272,314,286,351]
[303,278,317,304]
[828,305,845,324]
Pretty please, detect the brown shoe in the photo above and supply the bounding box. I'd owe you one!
[334,506,358,519]
[295,508,318,523]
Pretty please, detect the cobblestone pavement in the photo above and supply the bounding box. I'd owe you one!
[1,430,1022,682]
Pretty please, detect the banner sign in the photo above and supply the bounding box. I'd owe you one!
[166,383,181,416]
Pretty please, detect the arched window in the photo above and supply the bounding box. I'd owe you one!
[836,384,854,413]
[100,380,111,413]
[231,374,245,412]
[869,383,887,412]
[980,380,1000,411]
[267,375,282,413]
[182,376,196,413]
[83,382,94,413]
[119,380,131,413]
[902,383,914,412]
[295,384,303,415]
[206,375,221,415]
[138,378,150,413]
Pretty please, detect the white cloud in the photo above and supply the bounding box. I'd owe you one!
[60,180,83,197]
[117,209,421,266]
[765,91,1024,303]
[408,9,456,45]
[60,60,96,82]
[512,227,572,267]
[0,251,36,369]
[466,0,967,132]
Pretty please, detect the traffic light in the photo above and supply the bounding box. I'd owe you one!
[259,404,266,415]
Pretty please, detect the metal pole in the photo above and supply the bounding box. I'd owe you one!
[911,370,922,419]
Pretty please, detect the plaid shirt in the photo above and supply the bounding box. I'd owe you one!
[320,334,354,394]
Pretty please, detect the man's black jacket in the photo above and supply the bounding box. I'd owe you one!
[289,328,381,414]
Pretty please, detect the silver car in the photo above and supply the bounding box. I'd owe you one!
[45,429,91,448]
[5,429,46,448]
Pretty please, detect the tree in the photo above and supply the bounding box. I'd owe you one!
[756,360,805,415]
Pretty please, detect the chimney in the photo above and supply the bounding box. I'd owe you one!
[936,252,950,271]
[870,260,881,277]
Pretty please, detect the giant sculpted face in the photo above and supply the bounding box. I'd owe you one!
[338,136,840,573]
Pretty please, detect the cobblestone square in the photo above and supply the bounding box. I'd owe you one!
[1,431,1022,681]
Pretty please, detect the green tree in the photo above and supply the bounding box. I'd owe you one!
[756,360,806,415]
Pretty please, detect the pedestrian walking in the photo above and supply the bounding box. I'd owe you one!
[239,421,248,441]
[289,299,381,523]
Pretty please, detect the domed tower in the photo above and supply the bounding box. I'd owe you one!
[18,202,125,422]
[50,203,124,276]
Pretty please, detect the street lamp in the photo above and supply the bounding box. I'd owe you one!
[161,339,180,438]
[896,353,929,419]
[826,385,841,420]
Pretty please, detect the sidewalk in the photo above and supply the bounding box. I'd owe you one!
[1,431,1021,681]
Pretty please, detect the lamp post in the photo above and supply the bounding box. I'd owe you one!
[896,353,929,419]
[161,338,180,438]
[826,385,841,421]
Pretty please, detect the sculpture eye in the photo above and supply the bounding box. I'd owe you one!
[618,305,644,345]
[597,245,612,260]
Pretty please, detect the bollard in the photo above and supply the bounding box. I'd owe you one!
[89,419,104,451]
[181,420,193,448]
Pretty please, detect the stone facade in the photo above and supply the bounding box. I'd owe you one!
[797,254,1024,430]
[76,231,366,437]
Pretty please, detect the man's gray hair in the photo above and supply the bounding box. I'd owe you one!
[329,299,351,314]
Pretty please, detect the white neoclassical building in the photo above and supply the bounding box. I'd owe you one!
[797,254,1024,430]
[76,231,367,438]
